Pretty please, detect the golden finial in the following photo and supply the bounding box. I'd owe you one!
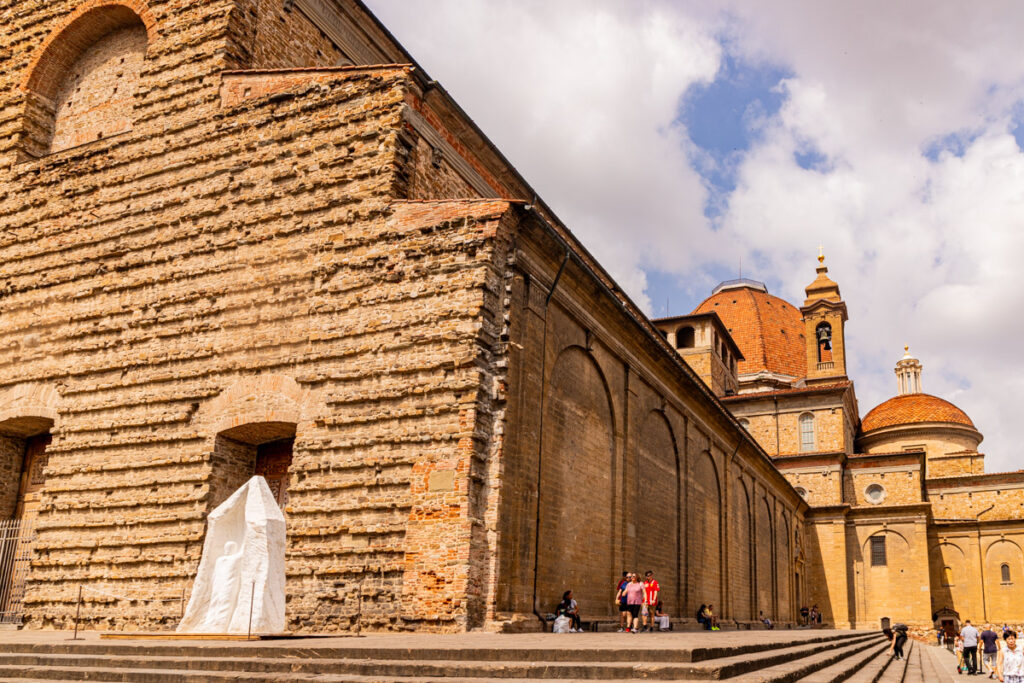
[817,244,825,264]
[905,344,909,353]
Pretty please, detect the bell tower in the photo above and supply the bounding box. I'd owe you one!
[801,251,849,385]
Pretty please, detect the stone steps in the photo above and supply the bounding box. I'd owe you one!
[0,631,888,681]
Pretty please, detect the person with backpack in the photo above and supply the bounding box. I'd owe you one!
[890,622,909,661]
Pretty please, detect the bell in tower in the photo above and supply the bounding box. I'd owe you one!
[801,251,849,384]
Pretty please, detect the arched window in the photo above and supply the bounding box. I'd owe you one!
[815,322,833,363]
[676,326,695,349]
[795,487,808,500]
[1002,563,1012,583]
[799,413,815,452]
[19,4,152,156]
[942,566,954,586]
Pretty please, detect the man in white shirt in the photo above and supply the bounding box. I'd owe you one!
[962,620,980,675]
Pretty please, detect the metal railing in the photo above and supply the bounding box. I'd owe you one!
[0,518,35,625]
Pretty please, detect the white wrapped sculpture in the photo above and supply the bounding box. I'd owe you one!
[178,476,286,634]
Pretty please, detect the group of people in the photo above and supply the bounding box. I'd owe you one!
[799,605,823,626]
[614,571,670,633]
[950,621,1024,680]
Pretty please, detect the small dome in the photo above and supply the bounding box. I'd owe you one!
[692,281,805,379]
[861,393,975,433]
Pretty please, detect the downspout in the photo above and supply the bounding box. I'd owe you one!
[976,504,994,623]
[530,246,570,626]
[773,395,781,455]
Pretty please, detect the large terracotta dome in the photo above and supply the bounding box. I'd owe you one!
[861,393,974,433]
[692,280,806,379]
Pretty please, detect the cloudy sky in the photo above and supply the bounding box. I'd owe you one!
[365,0,1024,472]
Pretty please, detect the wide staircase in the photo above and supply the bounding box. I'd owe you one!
[0,630,945,681]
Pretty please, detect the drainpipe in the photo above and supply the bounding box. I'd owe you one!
[530,246,569,627]
[976,504,994,623]
[773,395,781,455]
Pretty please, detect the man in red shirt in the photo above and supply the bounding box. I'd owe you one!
[642,570,660,632]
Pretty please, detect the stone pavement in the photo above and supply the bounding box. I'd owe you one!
[920,643,964,682]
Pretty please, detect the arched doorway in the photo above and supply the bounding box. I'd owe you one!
[212,421,296,510]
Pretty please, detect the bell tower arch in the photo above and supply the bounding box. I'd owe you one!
[801,252,849,385]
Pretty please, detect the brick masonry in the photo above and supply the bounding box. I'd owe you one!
[0,0,848,636]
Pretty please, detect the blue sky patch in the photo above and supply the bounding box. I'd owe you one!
[923,128,982,161]
[680,48,792,220]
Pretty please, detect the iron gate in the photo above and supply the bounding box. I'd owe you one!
[0,519,35,625]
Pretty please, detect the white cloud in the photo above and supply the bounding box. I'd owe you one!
[364,0,1024,472]
[365,0,724,307]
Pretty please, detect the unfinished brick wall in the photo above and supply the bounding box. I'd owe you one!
[49,24,147,153]
[226,0,346,69]
[0,437,26,519]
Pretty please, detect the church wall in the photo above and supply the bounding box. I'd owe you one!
[928,453,985,478]
[0,44,529,631]
[401,134,480,201]
[859,429,981,473]
[843,462,922,507]
[928,476,1024,521]
[983,536,1024,624]
[778,462,844,507]
[928,525,1024,628]
[3,0,243,166]
[727,475,753,620]
[728,392,848,457]
[491,217,806,630]
[0,436,27,519]
[847,513,931,629]
[928,532,983,623]
[636,411,680,613]
[233,0,348,69]
[805,514,850,628]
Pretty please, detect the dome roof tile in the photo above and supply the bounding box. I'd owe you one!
[692,285,806,378]
[861,393,974,432]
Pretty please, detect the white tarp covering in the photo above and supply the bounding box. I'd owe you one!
[177,476,286,634]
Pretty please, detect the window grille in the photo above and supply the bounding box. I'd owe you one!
[870,536,886,566]
[1002,563,1012,583]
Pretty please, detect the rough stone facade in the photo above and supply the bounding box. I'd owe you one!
[0,0,806,633]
